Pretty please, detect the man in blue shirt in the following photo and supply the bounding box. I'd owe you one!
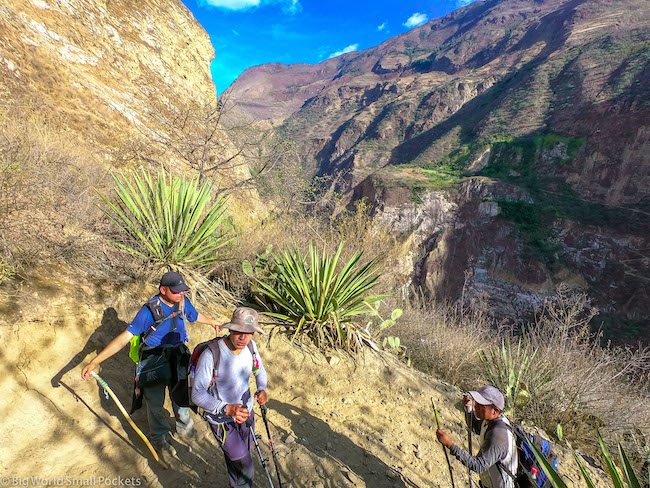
[82,271,220,461]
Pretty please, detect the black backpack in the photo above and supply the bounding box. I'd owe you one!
[170,337,258,412]
[495,420,559,488]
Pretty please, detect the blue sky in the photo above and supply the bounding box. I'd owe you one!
[181,0,476,94]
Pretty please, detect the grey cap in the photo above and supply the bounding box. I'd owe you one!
[468,385,505,411]
[160,271,190,293]
[223,307,265,334]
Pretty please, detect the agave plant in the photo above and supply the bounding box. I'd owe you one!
[479,337,548,416]
[99,168,234,267]
[253,242,389,353]
[530,428,643,488]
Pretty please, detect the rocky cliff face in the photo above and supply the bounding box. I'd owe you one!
[0,0,216,148]
[226,0,650,337]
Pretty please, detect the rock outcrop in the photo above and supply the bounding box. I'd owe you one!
[0,0,216,148]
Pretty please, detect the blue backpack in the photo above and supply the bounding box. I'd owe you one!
[497,420,559,488]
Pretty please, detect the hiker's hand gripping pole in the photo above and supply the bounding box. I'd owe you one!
[90,371,161,464]
[432,397,456,488]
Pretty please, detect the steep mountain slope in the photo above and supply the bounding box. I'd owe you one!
[0,0,215,148]
[225,0,650,335]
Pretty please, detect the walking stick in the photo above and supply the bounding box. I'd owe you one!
[431,398,456,488]
[90,371,161,464]
[465,410,475,488]
[260,405,284,488]
[247,418,275,488]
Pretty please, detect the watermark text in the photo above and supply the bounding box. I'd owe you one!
[0,476,142,487]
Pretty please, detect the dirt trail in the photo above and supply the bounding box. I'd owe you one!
[0,275,607,488]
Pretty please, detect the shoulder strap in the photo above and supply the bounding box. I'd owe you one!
[207,338,258,378]
[142,298,181,342]
[248,340,260,376]
[489,418,518,482]
[169,300,179,333]
[206,337,224,375]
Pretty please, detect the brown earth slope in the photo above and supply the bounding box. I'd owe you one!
[0,0,215,148]
[0,276,610,487]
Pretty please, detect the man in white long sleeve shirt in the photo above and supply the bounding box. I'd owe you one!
[191,307,268,488]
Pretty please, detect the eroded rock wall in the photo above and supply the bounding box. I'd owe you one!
[0,0,215,147]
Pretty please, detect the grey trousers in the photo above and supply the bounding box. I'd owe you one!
[142,382,192,443]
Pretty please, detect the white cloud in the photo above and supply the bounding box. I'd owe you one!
[328,43,359,59]
[283,0,302,14]
[232,29,240,36]
[456,0,476,5]
[403,12,428,28]
[377,22,387,31]
[198,0,301,13]
[199,0,260,10]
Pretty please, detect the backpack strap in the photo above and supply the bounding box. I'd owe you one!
[141,298,180,343]
[489,418,518,482]
[206,337,224,390]
[248,341,260,376]
[204,338,259,395]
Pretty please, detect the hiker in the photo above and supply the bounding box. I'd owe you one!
[436,385,518,488]
[81,271,220,460]
[191,307,268,488]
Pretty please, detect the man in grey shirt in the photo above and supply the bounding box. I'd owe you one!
[191,307,268,488]
[436,386,518,488]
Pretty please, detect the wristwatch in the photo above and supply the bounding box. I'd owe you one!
[220,405,228,415]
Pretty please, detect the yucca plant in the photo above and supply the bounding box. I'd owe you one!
[479,338,542,416]
[99,168,234,267]
[531,428,643,488]
[253,242,389,353]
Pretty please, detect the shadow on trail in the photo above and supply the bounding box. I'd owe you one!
[57,380,141,455]
[269,399,415,488]
[50,307,126,389]
[49,307,146,452]
[46,307,230,487]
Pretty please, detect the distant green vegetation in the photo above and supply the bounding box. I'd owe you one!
[475,135,646,263]
[381,133,642,260]
[494,199,560,264]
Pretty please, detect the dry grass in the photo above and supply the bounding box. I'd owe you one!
[391,295,492,388]
[391,289,650,471]
[0,108,113,281]
[213,198,404,300]
[523,292,650,455]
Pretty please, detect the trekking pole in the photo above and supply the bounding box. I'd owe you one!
[465,410,475,488]
[431,397,456,488]
[247,418,275,488]
[260,405,284,488]
[90,371,161,464]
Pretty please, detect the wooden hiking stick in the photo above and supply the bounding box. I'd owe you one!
[90,371,161,464]
[465,410,475,488]
[432,398,456,488]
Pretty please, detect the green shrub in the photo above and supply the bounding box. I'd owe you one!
[99,168,234,268]
[253,242,389,353]
[479,338,550,417]
[0,259,15,284]
[532,428,644,488]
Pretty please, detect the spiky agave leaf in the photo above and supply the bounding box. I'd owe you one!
[98,168,234,268]
[598,429,625,488]
[254,242,388,353]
